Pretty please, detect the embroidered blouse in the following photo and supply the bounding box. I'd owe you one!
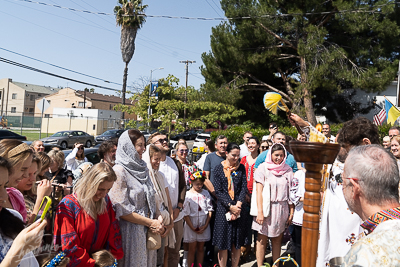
[360,206,400,235]
[53,194,123,266]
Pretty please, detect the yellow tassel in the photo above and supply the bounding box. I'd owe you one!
[263,92,287,114]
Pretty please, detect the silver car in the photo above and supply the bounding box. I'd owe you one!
[40,130,95,149]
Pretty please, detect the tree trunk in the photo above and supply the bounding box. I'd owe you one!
[300,57,317,126]
[122,62,128,120]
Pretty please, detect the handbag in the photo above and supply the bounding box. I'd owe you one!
[250,169,271,217]
[146,230,161,250]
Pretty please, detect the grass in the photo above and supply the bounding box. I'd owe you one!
[10,130,54,141]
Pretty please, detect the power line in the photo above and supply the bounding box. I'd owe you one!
[0,57,121,92]
[11,0,398,20]
[204,0,224,17]
[0,47,126,87]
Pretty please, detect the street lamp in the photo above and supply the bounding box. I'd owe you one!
[148,67,164,130]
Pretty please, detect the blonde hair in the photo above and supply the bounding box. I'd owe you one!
[91,250,115,267]
[37,152,51,177]
[27,155,42,196]
[149,145,161,159]
[47,150,65,170]
[0,139,33,170]
[74,163,117,220]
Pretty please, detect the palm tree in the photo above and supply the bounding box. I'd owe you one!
[114,0,147,119]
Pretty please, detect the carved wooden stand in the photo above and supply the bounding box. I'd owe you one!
[290,141,340,267]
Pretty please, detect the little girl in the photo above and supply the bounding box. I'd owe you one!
[252,143,294,267]
[182,171,213,267]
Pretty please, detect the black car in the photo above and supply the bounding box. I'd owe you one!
[182,129,198,140]
[0,130,26,141]
[63,147,100,165]
[95,129,124,144]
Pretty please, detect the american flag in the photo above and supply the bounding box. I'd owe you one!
[373,107,386,125]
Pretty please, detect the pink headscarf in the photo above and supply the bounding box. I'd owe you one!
[265,143,292,176]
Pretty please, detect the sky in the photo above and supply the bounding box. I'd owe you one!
[0,0,225,97]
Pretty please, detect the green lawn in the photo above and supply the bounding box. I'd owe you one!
[10,130,53,141]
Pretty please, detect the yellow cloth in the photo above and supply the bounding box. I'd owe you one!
[222,160,239,200]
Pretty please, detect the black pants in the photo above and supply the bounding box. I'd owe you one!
[291,225,302,267]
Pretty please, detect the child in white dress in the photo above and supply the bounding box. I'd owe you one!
[182,171,213,267]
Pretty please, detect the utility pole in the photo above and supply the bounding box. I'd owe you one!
[179,60,195,130]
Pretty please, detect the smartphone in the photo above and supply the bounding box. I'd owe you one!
[34,196,52,222]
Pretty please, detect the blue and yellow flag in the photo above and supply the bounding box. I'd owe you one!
[385,99,400,125]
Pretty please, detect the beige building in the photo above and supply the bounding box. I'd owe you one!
[0,78,60,116]
[34,87,136,120]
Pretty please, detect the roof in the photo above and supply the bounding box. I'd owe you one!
[75,90,133,105]
[12,81,60,95]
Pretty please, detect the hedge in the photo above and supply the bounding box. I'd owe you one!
[210,123,392,145]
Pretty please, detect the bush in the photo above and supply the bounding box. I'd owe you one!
[210,122,390,144]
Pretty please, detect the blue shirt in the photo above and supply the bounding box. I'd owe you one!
[203,152,225,184]
[254,149,298,172]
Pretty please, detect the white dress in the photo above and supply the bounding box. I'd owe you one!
[182,190,213,243]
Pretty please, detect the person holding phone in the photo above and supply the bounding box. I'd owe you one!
[65,143,88,172]
[0,156,47,267]
[53,163,123,267]
[16,155,52,224]
[0,140,34,222]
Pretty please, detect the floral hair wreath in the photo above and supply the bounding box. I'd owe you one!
[43,251,67,267]
[189,170,206,183]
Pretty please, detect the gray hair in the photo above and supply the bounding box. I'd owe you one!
[345,145,399,205]
[215,135,228,143]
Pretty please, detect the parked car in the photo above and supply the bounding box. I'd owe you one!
[0,130,26,141]
[182,129,198,140]
[95,129,124,144]
[40,130,95,149]
[193,133,211,148]
[63,147,100,165]
[140,131,151,142]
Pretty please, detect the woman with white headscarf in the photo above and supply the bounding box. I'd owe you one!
[143,144,175,266]
[109,130,165,267]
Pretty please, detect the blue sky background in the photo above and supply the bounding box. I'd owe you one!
[0,0,225,96]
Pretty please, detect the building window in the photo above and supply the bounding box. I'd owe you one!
[12,94,17,99]
[44,114,50,118]
[11,107,16,113]
[29,108,34,113]
[47,100,51,104]
[78,102,85,107]
[38,94,42,97]
[30,95,35,101]
[0,92,2,100]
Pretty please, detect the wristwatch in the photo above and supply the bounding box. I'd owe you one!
[228,203,232,208]
[178,206,183,212]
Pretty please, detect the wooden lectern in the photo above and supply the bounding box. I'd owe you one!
[290,141,340,267]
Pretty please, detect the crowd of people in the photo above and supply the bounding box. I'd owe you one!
[0,114,399,267]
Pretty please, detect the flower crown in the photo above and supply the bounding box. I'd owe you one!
[189,171,207,183]
[44,251,67,267]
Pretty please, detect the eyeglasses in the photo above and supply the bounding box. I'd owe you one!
[154,138,168,144]
[179,149,189,154]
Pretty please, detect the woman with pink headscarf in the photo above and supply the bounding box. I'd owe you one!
[252,143,294,267]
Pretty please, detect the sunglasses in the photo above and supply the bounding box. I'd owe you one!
[78,147,84,150]
[179,149,189,154]
[261,146,268,150]
[154,138,168,144]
